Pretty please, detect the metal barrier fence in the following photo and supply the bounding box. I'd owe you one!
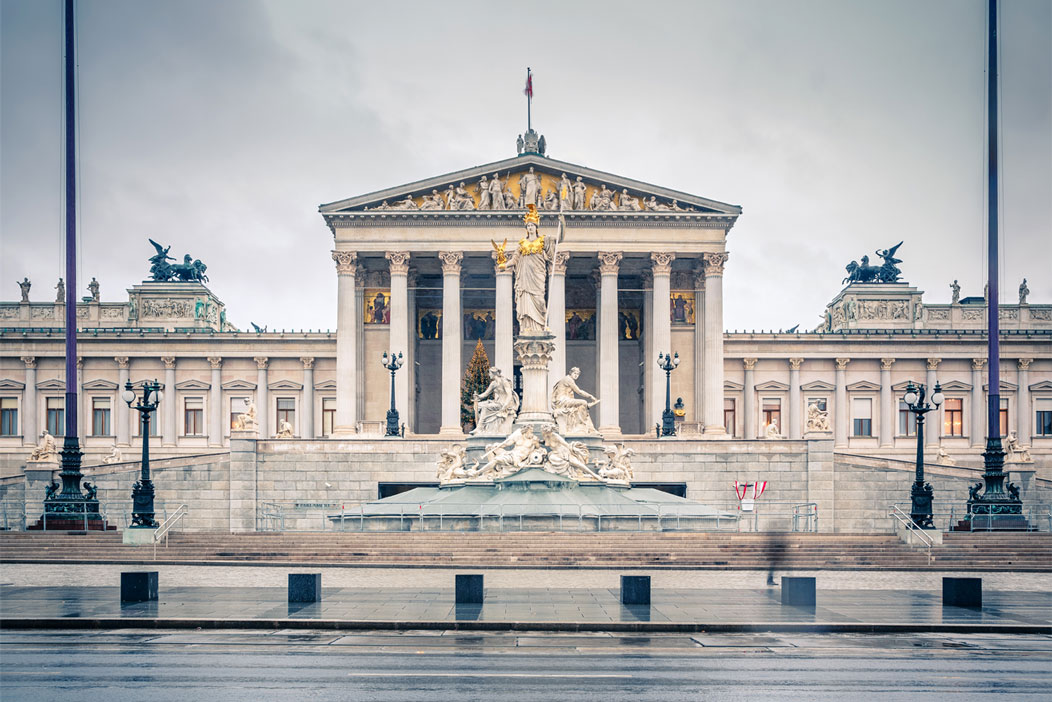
[258,501,819,533]
[0,501,184,532]
[888,503,1051,532]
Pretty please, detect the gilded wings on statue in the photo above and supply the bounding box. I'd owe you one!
[492,238,508,269]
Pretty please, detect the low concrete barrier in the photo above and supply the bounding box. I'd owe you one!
[455,574,483,604]
[943,577,982,608]
[781,576,816,606]
[288,573,322,603]
[621,575,651,605]
[120,571,158,602]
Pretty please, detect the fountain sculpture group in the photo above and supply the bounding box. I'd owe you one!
[435,204,634,486]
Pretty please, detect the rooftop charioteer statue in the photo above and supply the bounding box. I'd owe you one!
[500,203,565,334]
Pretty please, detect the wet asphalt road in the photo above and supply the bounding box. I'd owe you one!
[2,629,1050,701]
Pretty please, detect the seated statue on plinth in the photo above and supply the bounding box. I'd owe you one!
[764,420,785,439]
[29,430,58,462]
[542,426,600,480]
[233,401,258,432]
[551,367,599,435]
[1004,431,1033,463]
[473,367,519,435]
[805,402,831,433]
[102,445,122,464]
[276,420,294,438]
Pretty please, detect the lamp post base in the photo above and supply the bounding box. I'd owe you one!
[909,480,934,529]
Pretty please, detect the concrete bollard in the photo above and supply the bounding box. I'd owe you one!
[781,576,816,606]
[620,575,651,605]
[121,571,158,603]
[455,574,484,604]
[288,573,322,603]
[943,577,982,608]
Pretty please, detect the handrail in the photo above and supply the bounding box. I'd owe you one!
[889,505,933,564]
[153,504,188,559]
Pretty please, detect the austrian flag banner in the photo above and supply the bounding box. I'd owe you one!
[734,480,768,500]
[524,72,533,98]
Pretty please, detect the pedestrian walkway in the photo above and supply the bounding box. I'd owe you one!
[2,583,1049,634]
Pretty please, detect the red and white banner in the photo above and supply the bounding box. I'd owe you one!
[734,480,768,500]
[524,73,533,99]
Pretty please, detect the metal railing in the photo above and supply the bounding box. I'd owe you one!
[258,500,819,533]
[888,505,934,563]
[152,504,188,558]
[0,500,184,532]
[889,503,1049,532]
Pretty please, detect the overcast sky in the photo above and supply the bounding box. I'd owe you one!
[2,0,1049,333]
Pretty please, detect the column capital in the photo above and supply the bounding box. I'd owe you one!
[301,356,315,370]
[254,356,269,370]
[551,251,570,275]
[385,251,411,275]
[438,251,463,275]
[972,358,987,371]
[702,252,729,277]
[926,357,941,371]
[1018,358,1032,370]
[743,358,757,371]
[21,356,37,369]
[114,356,130,369]
[880,358,895,370]
[650,252,675,275]
[835,357,850,370]
[789,357,804,370]
[161,356,176,369]
[331,250,358,275]
[597,251,622,275]
[207,356,223,370]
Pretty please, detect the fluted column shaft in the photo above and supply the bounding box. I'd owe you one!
[1018,359,1031,444]
[162,357,176,445]
[548,253,568,394]
[926,359,940,447]
[879,359,894,447]
[702,253,729,434]
[650,253,674,428]
[834,358,849,447]
[743,359,756,439]
[332,251,358,436]
[255,357,269,438]
[789,358,802,439]
[208,357,222,446]
[494,261,514,378]
[439,252,463,435]
[971,359,985,447]
[21,357,37,446]
[597,252,622,434]
[693,271,705,425]
[387,252,411,427]
[115,358,130,446]
[302,358,314,438]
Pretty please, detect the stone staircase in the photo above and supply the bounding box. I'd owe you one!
[1,531,1049,571]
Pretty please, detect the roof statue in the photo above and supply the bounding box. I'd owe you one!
[843,241,904,285]
[148,239,209,283]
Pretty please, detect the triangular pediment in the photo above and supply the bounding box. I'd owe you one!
[0,379,25,391]
[754,380,790,392]
[982,381,1017,392]
[1029,380,1052,392]
[36,379,66,391]
[174,379,211,391]
[846,380,881,392]
[314,379,337,391]
[724,380,744,391]
[940,380,973,392]
[801,380,835,392]
[82,379,118,391]
[268,379,303,391]
[222,379,257,391]
[319,154,741,219]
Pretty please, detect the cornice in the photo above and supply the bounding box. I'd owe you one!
[324,211,737,230]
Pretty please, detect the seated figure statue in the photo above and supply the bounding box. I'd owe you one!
[29,430,58,462]
[805,402,831,433]
[765,420,784,439]
[472,425,543,479]
[102,445,122,464]
[551,367,599,435]
[1003,431,1033,463]
[542,426,600,480]
[233,401,258,432]
[473,367,519,435]
[597,443,635,482]
[276,420,294,438]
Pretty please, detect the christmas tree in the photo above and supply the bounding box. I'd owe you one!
[461,339,491,431]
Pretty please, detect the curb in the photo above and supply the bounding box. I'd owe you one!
[2,617,1049,635]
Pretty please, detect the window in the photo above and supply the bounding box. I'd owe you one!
[277,398,295,429]
[999,398,1009,437]
[943,398,964,437]
[46,397,64,436]
[762,398,781,433]
[1036,399,1052,437]
[91,397,111,436]
[230,397,251,430]
[0,398,17,436]
[723,398,736,436]
[852,397,873,437]
[184,397,204,436]
[807,397,827,412]
[322,398,336,437]
[898,401,917,437]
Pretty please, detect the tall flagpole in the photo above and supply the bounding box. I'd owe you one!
[526,67,532,132]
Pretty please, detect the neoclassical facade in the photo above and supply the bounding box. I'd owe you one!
[1,147,1050,481]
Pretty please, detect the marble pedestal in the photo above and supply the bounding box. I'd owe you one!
[514,334,556,428]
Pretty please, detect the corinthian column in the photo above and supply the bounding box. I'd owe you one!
[208,356,222,446]
[21,357,37,447]
[332,250,358,436]
[548,251,569,394]
[879,358,895,447]
[255,356,269,438]
[650,252,674,429]
[834,357,849,447]
[693,268,705,425]
[702,252,729,434]
[1018,358,1032,444]
[789,358,803,439]
[596,252,622,434]
[743,358,757,440]
[926,358,940,448]
[494,252,514,378]
[971,358,986,448]
[162,356,176,446]
[386,251,411,425]
[439,251,463,435]
[115,356,130,446]
[301,357,314,438]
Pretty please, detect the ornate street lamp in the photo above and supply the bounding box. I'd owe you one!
[123,380,163,528]
[381,351,404,437]
[657,352,680,437]
[902,380,943,529]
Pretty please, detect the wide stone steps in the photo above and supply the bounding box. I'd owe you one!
[2,532,1049,570]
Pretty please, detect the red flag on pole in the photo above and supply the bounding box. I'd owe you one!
[524,72,533,99]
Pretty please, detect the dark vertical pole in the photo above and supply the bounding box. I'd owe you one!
[64,0,78,443]
[527,67,532,132]
[986,0,1000,447]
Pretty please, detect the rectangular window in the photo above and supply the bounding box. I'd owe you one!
[898,401,917,437]
[46,397,64,436]
[277,397,295,429]
[322,398,336,437]
[943,398,964,437]
[723,398,736,436]
[230,397,251,430]
[0,398,17,436]
[1036,399,1052,437]
[852,397,873,437]
[91,397,111,437]
[999,398,1009,437]
[184,397,204,436]
[762,398,781,434]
